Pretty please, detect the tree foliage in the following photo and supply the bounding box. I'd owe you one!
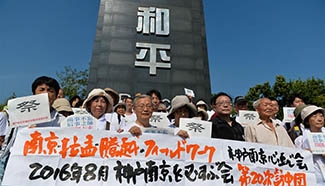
[56,66,88,100]
[0,92,16,111]
[245,75,325,120]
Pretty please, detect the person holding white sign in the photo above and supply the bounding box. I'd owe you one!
[127,95,157,136]
[210,92,244,141]
[131,95,155,126]
[128,95,190,139]
[294,105,325,186]
[282,95,306,131]
[0,76,65,183]
[167,95,197,138]
[32,76,65,127]
[245,98,294,147]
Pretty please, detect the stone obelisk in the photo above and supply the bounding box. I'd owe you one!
[88,0,211,101]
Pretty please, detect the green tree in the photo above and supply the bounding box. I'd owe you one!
[245,75,325,120]
[0,92,16,111]
[56,66,88,100]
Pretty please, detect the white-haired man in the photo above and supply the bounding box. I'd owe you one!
[245,98,294,148]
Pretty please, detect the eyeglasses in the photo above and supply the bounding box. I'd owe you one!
[216,101,232,106]
[136,104,153,110]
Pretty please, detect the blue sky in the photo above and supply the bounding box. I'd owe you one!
[1,0,325,103]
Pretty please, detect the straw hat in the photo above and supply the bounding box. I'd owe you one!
[301,105,325,123]
[52,98,73,113]
[196,100,208,110]
[82,88,113,113]
[167,95,197,119]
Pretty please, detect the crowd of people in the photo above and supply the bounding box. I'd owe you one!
[0,75,324,185]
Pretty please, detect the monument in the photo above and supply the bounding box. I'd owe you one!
[88,0,211,101]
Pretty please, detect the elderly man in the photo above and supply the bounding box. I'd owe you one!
[128,95,189,138]
[245,98,294,148]
[131,95,155,128]
[211,92,244,141]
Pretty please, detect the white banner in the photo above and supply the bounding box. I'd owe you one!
[8,93,51,127]
[179,118,212,138]
[3,128,316,186]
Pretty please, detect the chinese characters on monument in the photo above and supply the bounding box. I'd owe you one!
[135,7,171,75]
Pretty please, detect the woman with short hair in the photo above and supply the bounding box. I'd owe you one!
[295,105,325,186]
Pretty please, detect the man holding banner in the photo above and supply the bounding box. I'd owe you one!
[32,76,66,127]
[210,92,244,141]
[245,98,294,148]
[0,76,65,183]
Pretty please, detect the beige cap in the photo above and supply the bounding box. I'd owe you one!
[52,98,73,113]
[82,88,114,113]
[301,105,325,122]
[167,95,197,119]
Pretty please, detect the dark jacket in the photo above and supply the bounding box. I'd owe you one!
[210,116,244,141]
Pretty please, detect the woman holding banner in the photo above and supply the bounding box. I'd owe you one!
[82,89,129,132]
[295,105,325,186]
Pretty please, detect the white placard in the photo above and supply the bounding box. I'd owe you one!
[305,132,325,180]
[72,108,88,115]
[238,110,259,126]
[306,132,325,154]
[283,107,295,123]
[8,93,51,127]
[179,118,212,138]
[184,88,195,98]
[61,114,97,129]
[149,112,170,128]
[142,127,175,135]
